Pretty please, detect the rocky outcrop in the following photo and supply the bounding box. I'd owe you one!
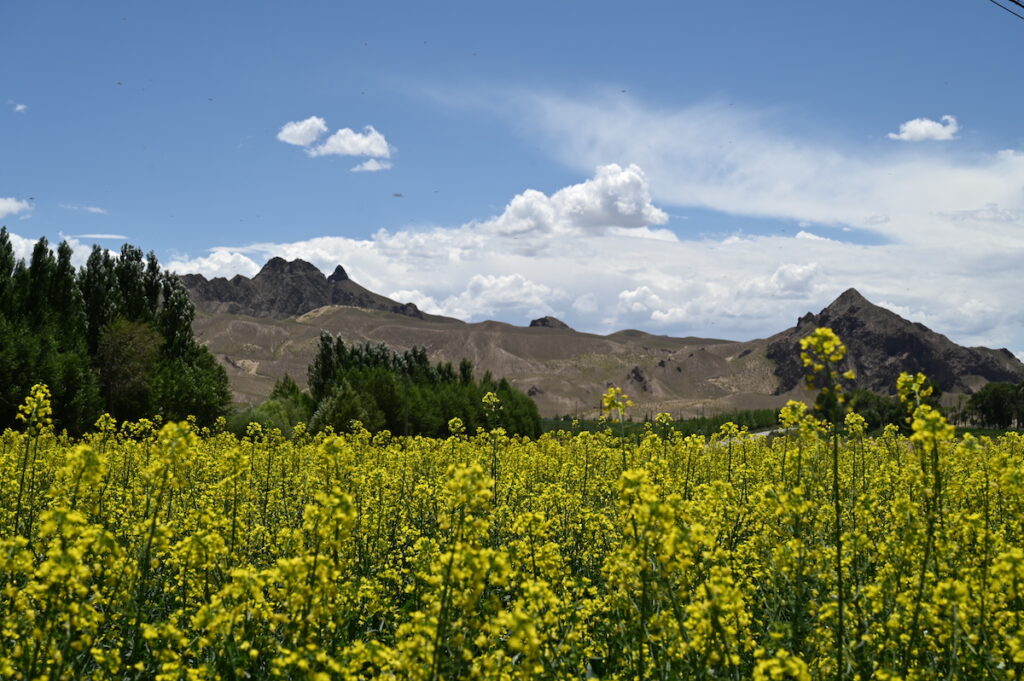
[181,257,461,323]
[766,288,1024,394]
[529,316,571,330]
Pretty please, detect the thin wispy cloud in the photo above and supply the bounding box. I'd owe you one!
[13,103,27,113]
[888,115,959,142]
[60,204,108,214]
[75,233,127,240]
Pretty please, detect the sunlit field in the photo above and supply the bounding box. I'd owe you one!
[3,358,1024,680]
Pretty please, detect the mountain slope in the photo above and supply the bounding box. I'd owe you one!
[766,288,1024,394]
[184,260,1024,417]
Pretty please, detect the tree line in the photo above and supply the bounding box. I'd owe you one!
[232,333,542,438]
[962,381,1024,429]
[0,228,231,433]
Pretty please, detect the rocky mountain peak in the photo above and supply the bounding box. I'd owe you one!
[328,265,349,282]
[767,289,1024,394]
[256,257,322,278]
[826,287,870,311]
[182,258,459,323]
[529,316,571,330]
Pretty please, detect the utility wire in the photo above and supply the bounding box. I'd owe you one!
[987,0,1024,21]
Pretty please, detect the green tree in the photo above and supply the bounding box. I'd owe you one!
[151,344,232,425]
[95,319,163,421]
[967,382,1021,429]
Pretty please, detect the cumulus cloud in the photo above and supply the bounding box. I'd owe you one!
[351,158,393,172]
[308,125,391,158]
[887,115,959,142]
[277,116,328,146]
[0,197,31,220]
[13,103,26,113]
[277,117,392,169]
[618,286,665,313]
[482,163,667,237]
[166,249,261,278]
[436,274,565,320]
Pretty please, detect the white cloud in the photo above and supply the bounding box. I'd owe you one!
[277,116,328,146]
[795,230,831,241]
[308,125,391,158]
[768,262,820,295]
[60,204,108,215]
[166,248,261,278]
[618,286,665,313]
[75,233,127,240]
[435,274,565,320]
[482,163,666,238]
[2,232,96,267]
[887,115,959,142]
[387,289,444,315]
[351,158,392,172]
[876,300,914,318]
[0,197,31,220]
[13,103,26,113]
[740,263,821,300]
[573,294,598,314]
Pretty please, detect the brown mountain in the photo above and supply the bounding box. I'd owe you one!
[183,261,1024,417]
[182,257,459,323]
[766,288,1024,394]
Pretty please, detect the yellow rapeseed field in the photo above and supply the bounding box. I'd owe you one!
[2,331,1024,680]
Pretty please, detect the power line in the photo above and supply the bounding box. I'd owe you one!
[987,0,1024,21]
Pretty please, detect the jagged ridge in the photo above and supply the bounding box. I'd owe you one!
[766,288,1024,394]
[181,257,460,323]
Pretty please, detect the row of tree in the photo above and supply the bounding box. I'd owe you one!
[0,229,231,433]
[963,381,1024,429]
[233,334,542,438]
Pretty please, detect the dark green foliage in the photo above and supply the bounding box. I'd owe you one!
[847,389,904,432]
[967,381,1024,429]
[150,344,232,425]
[95,319,163,421]
[0,229,231,432]
[309,379,386,434]
[304,334,541,437]
[227,375,315,437]
[544,408,779,438]
[0,314,102,434]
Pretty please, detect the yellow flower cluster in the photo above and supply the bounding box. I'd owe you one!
[601,386,634,422]
[1,381,1023,679]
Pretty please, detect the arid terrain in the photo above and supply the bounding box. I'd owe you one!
[186,259,1024,418]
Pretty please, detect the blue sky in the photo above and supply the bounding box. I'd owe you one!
[4,1,1024,356]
